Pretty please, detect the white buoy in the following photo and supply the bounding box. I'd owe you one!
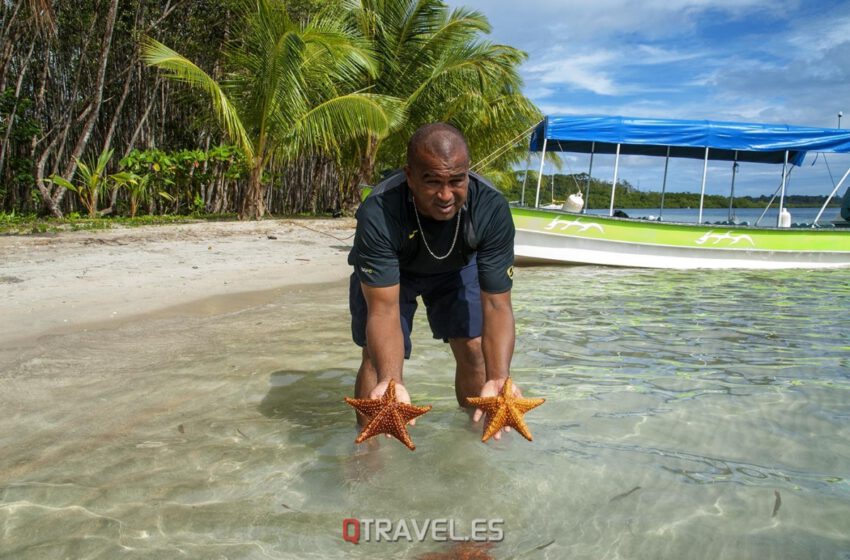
[562,192,584,213]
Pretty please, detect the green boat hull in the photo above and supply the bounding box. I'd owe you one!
[512,206,850,269]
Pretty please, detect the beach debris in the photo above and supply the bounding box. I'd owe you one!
[609,486,641,503]
[345,379,432,451]
[772,490,782,517]
[236,428,249,439]
[177,424,185,433]
[466,377,545,442]
[267,235,277,240]
[533,540,555,551]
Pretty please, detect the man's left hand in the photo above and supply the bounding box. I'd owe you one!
[471,377,522,441]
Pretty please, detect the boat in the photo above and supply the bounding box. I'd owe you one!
[512,115,850,269]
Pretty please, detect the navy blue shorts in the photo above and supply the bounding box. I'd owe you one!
[349,258,483,359]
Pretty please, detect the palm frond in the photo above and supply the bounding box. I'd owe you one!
[288,93,403,158]
[141,37,254,158]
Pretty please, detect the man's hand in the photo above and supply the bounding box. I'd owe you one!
[471,377,522,440]
[368,379,418,427]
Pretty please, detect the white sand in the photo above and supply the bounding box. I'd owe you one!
[0,219,356,344]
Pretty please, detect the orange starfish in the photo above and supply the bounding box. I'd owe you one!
[466,377,545,442]
[345,379,432,450]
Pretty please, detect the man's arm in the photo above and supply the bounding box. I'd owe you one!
[360,282,414,410]
[362,282,404,386]
[480,289,515,382]
[470,289,522,440]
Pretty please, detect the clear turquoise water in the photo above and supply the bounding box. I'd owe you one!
[1,268,849,559]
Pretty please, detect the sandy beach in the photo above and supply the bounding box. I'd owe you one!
[0,218,356,345]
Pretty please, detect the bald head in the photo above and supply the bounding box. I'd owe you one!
[404,123,470,221]
[406,123,469,168]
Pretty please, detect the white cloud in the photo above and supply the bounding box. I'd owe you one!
[787,12,850,54]
[526,51,620,95]
[632,44,704,65]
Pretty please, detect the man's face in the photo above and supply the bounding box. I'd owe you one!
[404,147,469,221]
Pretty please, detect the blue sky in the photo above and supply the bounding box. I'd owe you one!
[445,0,850,199]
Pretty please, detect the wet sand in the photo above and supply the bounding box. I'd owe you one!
[0,218,356,345]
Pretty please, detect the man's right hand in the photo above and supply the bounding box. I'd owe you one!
[368,379,418,426]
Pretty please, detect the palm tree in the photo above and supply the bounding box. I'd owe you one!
[142,0,402,219]
[347,0,541,189]
[47,148,135,218]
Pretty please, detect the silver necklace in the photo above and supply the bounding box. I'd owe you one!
[412,199,462,260]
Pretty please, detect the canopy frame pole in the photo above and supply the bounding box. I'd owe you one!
[583,142,595,213]
[608,143,621,217]
[755,166,794,226]
[550,163,555,204]
[814,166,850,225]
[519,152,531,206]
[776,150,789,227]
[698,147,709,224]
[728,151,738,222]
[534,138,548,208]
[659,146,670,220]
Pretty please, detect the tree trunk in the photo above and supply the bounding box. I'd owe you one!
[0,0,23,92]
[50,0,119,215]
[34,134,64,217]
[0,40,35,180]
[123,76,160,159]
[241,158,266,220]
[345,134,379,210]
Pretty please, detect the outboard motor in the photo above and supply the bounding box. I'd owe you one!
[562,192,584,213]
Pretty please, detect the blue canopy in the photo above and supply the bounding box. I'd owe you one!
[529,115,850,166]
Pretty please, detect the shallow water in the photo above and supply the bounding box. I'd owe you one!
[2,268,850,559]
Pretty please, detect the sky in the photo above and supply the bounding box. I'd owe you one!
[445,0,850,199]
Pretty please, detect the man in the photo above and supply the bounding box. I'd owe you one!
[348,122,524,440]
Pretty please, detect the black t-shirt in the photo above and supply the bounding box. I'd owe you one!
[348,170,514,293]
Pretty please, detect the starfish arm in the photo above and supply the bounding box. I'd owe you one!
[466,396,504,415]
[344,397,387,417]
[388,407,417,450]
[480,406,509,442]
[505,403,535,441]
[397,403,432,425]
[353,406,393,444]
[513,397,546,415]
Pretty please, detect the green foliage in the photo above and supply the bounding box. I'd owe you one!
[0,212,239,235]
[47,148,135,217]
[346,0,541,183]
[142,0,401,218]
[0,88,42,212]
[119,145,248,215]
